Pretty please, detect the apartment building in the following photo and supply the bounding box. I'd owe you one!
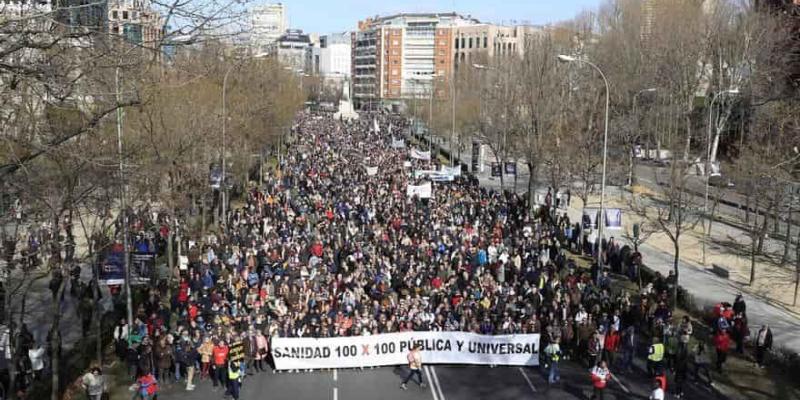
[351,12,539,109]
[108,0,163,47]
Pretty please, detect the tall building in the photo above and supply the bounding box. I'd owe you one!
[318,32,352,78]
[250,3,287,54]
[107,0,163,48]
[269,29,312,73]
[351,12,539,109]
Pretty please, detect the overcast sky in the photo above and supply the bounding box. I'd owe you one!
[276,0,602,33]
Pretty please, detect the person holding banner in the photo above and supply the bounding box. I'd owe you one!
[590,360,612,400]
[400,344,426,390]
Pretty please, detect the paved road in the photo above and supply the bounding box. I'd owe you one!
[160,355,724,400]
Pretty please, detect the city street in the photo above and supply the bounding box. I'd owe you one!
[413,130,800,355]
[160,359,723,400]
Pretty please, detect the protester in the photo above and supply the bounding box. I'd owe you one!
[589,360,611,400]
[134,371,158,400]
[754,324,772,368]
[100,111,731,397]
[27,344,45,381]
[400,344,425,390]
[713,329,731,372]
[80,367,106,400]
[692,342,713,385]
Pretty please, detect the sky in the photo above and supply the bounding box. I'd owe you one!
[274,0,603,34]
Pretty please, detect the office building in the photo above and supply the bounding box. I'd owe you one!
[250,3,287,54]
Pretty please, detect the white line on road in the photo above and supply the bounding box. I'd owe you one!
[517,367,537,393]
[333,369,337,382]
[611,375,630,394]
[333,387,338,400]
[430,366,446,400]
[423,366,439,400]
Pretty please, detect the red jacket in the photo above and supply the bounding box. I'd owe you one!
[591,367,611,389]
[604,332,620,352]
[714,332,731,353]
[212,345,229,366]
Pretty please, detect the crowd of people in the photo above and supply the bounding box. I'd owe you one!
[0,109,770,400]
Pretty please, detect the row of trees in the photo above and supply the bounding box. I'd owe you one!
[0,2,304,397]
[421,0,799,304]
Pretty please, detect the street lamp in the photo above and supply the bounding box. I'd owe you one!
[702,88,739,265]
[557,54,611,268]
[411,76,434,165]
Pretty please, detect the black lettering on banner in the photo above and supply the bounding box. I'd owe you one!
[374,342,396,355]
[456,340,464,352]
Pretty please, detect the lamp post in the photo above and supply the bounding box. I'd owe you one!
[557,54,610,267]
[703,88,739,265]
[411,76,434,166]
[631,88,657,186]
[472,63,508,188]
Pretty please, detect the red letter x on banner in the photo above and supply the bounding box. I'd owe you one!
[362,344,370,355]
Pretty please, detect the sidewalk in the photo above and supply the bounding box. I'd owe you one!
[414,128,800,355]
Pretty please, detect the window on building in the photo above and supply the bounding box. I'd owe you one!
[439,50,445,56]
[392,69,398,76]
[132,11,138,19]
[392,49,398,55]
[460,37,465,49]
[468,37,473,49]
[111,10,117,19]
[455,39,459,50]
[484,36,488,48]
[392,40,399,45]
[122,11,128,19]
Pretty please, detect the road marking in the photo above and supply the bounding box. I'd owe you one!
[333,387,338,400]
[423,366,439,400]
[430,366,446,400]
[333,369,337,382]
[611,375,630,394]
[517,367,537,393]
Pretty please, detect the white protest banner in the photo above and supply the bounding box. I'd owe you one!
[440,165,461,177]
[413,170,438,179]
[409,149,431,161]
[366,166,378,176]
[406,182,433,199]
[391,137,406,149]
[272,331,539,370]
[403,161,412,168]
[373,117,380,133]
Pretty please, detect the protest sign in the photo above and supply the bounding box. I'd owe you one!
[130,252,156,285]
[409,149,431,161]
[491,163,502,177]
[406,182,433,199]
[391,138,406,149]
[505,162,517,175]
[99,245,125,285]
[272,331,539,370]
[366,166,378,176]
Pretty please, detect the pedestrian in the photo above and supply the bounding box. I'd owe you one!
[648,379,665,400]
[544,338,562,384]
[589,360,611,400]
[27,343,45,381]
[212,339,229,388]
[713,329,731,372]
[198,336,214,380]
[620,325,636,372]
[692,341,713,385]
[754,324,772,368]
[674,346,689,399]
[227,360,242,400]
[647,336,664,377]
[81,367,106,400]
[678,316,692,353]
[602,327,620,368]
[134,371,158,400]
[181,338,197,391]
[113,318,129,360]
[254,330,269,373]
[400,344,426,390]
